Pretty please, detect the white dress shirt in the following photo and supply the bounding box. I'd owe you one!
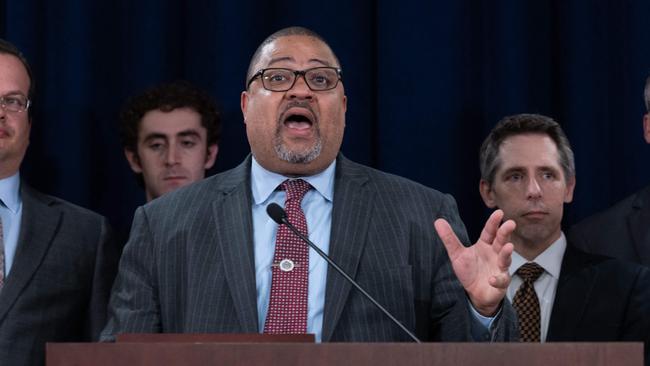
[508,233,567,342]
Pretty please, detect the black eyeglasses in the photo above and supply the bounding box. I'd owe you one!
[246,67,343,92]
[0,94,30,113]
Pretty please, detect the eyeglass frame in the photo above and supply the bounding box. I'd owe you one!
[246,66,343,92]
[0,94,31,113]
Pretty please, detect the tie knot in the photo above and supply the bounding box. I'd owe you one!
[280,179,311,201]
[516,262,544,283]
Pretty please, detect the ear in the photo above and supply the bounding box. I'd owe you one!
[241,91,249,125]
[479,179,497,208]
[564,175,576,203]
[643,112,650,144]
[124,149,143,173]
[204,144,218,169]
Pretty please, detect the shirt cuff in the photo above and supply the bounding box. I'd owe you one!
[468,299,502,341]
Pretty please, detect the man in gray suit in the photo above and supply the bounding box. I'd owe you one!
[569,76,650,266]
[103,26,517,342]
[0,40,118,365]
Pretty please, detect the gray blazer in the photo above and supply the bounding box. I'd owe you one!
[0,185,118,366]
[570,184,650,266]
[103,155,517,342]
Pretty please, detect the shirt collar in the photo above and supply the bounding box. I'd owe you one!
[0,172,21,213]
[510,232,567,280]
[250,156,336,205]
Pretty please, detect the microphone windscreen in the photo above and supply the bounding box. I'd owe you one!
[266,203,286,224]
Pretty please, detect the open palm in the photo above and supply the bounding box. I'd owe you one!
[434,210,515,316]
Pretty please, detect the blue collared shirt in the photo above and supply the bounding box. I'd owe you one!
[0,172,22,277]
[250,157,494,340]
[251,157,335,342]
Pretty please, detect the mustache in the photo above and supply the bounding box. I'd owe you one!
[279,101,317,123]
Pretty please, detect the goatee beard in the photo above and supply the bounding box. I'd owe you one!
[274,134,322,164]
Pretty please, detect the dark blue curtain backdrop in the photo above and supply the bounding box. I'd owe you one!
[2,0,649,241]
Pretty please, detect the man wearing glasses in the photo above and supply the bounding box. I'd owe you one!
[0,39,118,366]
[103,27,516,342]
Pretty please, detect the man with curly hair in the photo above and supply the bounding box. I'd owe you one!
[119,81,221,201]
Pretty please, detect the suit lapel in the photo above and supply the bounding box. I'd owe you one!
[321,155,373,341]
[627,186,650,264]
[0,186,61,323]
[211,157,259,332]
[547,245,596,340]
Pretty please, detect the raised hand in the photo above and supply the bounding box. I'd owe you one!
[434,209,515,316]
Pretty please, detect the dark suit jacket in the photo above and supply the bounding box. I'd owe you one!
[547,244,650,362]
[569,184,650,266]
[102,155,517,342]
[0,185,118,366]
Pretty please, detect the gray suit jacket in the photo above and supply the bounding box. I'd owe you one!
[0,185,118,366]
[103,155,517,342]
[570,184,650,266]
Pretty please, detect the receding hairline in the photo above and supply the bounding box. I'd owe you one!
[246,27,340,85]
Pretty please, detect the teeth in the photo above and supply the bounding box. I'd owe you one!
[286,121,311,130]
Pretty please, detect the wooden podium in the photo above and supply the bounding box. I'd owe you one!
[46,335,643,366]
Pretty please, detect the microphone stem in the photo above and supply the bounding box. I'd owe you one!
[281,218,422,343]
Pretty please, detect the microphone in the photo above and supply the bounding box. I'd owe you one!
[266,202,421,343]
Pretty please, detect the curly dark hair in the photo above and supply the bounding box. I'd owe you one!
[119,80,221,154]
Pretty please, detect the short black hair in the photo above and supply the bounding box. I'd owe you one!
[245,26,340,88]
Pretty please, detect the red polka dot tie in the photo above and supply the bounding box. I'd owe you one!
[263,179,311,334]
[512,262,545,342]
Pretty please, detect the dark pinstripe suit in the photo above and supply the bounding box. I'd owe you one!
[102,155,517,342]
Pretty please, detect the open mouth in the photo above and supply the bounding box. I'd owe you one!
[283,110,314,130]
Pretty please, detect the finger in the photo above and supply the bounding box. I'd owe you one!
[489,242,514,289]
[434,218,463,260]
[492,219,516,252]
[488,271,511,289]
[478,209,504,244]
[496,242,514,272]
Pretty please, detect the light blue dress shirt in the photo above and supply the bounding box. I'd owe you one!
[0,172,22,277]
[250,157,494,341]
[251,157,335,342]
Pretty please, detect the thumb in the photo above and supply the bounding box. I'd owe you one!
[434,218,463,261]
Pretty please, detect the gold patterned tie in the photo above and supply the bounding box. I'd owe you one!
[512,262,545,342]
